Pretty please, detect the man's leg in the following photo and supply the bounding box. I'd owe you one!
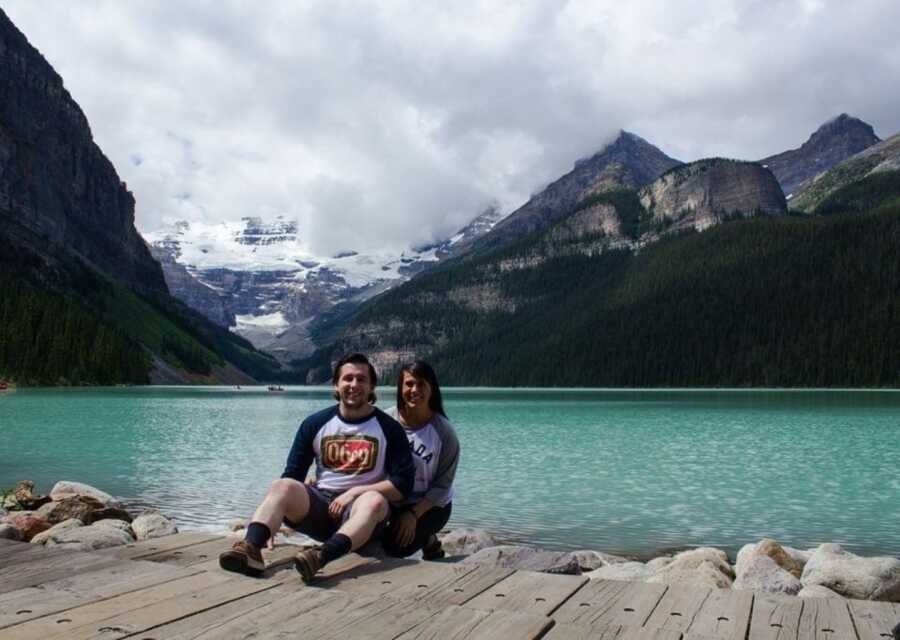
[220,478,311,576]
[294,490,388,581]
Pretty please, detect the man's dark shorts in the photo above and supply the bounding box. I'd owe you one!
[283,485,385,543]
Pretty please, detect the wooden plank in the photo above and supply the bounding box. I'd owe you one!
[396,604,553,639]
[0,559,198,629]
[0,550,124,594]
[796,596,858,640]
[0,543,71,567]
[683,588,753,639]
[847,599,900,640]
[112,582,315,640]
[0,570,235,640]
[99,532,223,560]
[263,595,440,640]
[553,579,668,628]
[544,621,684,640]
[140,538,302,570]
[643,585,711,634]
[748,593,804,640]
[464,570,589,617]
[50,574,279,640]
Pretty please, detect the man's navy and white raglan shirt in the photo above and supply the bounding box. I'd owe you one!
[281,405,414,499]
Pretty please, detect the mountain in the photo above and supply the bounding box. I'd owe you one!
[0,9,286,385]
[456,131,682,256]
[639,159,786,233]
[0,9,165,295]
[790,133,900,212]
[144,209,507,363]
[298,154,793,380]
[760,114,880,199]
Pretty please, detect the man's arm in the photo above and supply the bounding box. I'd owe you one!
[282,407,334,482]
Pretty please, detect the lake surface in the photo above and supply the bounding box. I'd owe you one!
[1,387,898,559]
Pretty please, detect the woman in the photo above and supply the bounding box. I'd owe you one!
[384,361,460,559]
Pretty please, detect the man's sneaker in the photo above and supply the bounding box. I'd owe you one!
[422,535,445,561]
[294,546,324,582]
[219,541,265,576]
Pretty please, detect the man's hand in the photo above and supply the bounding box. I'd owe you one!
[328,488,359,520]
[393,511,418,549]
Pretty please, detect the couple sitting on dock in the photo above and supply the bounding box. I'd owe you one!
[219,353,460,582]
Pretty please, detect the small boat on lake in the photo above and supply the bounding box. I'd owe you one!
[0,381,8,390]
[267,385,285,392]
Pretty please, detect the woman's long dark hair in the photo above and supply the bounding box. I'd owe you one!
[396,361,447,418]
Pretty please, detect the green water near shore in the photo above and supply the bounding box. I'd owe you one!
[1,387,898,558]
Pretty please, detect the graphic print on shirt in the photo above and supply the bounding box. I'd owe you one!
[406,425,442,495]
[321,435,380,474]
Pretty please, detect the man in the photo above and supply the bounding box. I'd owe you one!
[219,353,414,581]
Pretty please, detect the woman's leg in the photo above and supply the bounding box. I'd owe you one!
[384,503,452,557]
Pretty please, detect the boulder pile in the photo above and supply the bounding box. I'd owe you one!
[0,480,177,551]
[440,531,900,603]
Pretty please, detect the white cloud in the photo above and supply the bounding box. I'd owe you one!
[4,0,899,254]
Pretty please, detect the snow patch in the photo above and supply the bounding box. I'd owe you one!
[230,312,289,336]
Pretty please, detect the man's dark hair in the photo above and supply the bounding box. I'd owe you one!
[396,360,447,418]
[332,353,377,404]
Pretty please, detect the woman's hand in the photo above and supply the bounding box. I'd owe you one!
[393,511,418,548]
[328,488,359,519]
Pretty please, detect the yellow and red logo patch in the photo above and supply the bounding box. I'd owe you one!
[321,435,379,474]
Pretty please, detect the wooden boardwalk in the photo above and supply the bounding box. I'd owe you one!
[0,534,897,639]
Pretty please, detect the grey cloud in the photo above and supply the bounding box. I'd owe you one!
[3,0,899,255]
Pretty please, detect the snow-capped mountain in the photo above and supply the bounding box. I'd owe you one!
[144,209,505,363]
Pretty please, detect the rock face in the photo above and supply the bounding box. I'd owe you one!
[4,513,50,541]
[791,133,900,212]
[467,132,680,255]
[733,555,802,595]
[131,512,178,540]
[461,545,581,574]
[801,543,900,601]
[0,9,167,295]
[760,114,880,197]
[647,547,735,589]
[438,528,501,557]
[44,522,134,551]
[49,481,121,508]
[735,539,805,579]
[639,159,787,233]
[30,517,84,545]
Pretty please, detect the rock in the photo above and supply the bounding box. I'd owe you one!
[649,560,734,589]
[798,584,844,599]
[5,513,51,542]
[44,523,134,551]
[646,556,674,571]
[438,528,501,557]
[0,523,23,540]
[461,545,581,574]
[90,506,133,524]
[49,481,122,508]
[585,561,654,582]
[229,519,247,532]
[736,539,805,579]
[570,550,631,571]
[36,496,104,525]
[93,519,134,537]
[131,512,178,540]
[801,544,900,601]
[11,480,51,510]
[733,555,802,595]
[647,548,734,589]
[30,518,84,545]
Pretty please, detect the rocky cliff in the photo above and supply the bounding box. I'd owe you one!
[760,114,880,198]
[639,159,787,233]
[790,133,900,213]
[0,9,166,294]
[460,131,681,255]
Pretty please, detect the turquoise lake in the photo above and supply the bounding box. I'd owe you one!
[1,387,898,559]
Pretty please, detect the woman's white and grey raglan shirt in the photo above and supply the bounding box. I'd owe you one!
[387,407,460,507]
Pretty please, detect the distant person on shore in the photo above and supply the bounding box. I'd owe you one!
[383,361,460,560]
[219,353,414,581]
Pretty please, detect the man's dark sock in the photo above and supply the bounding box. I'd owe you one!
[320,533,352,565]
[245,522,271,549]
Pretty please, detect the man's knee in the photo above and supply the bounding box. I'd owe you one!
[352,491,388,521]
[268,478,308,503]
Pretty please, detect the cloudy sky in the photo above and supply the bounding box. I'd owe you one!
[5,1,900,254]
